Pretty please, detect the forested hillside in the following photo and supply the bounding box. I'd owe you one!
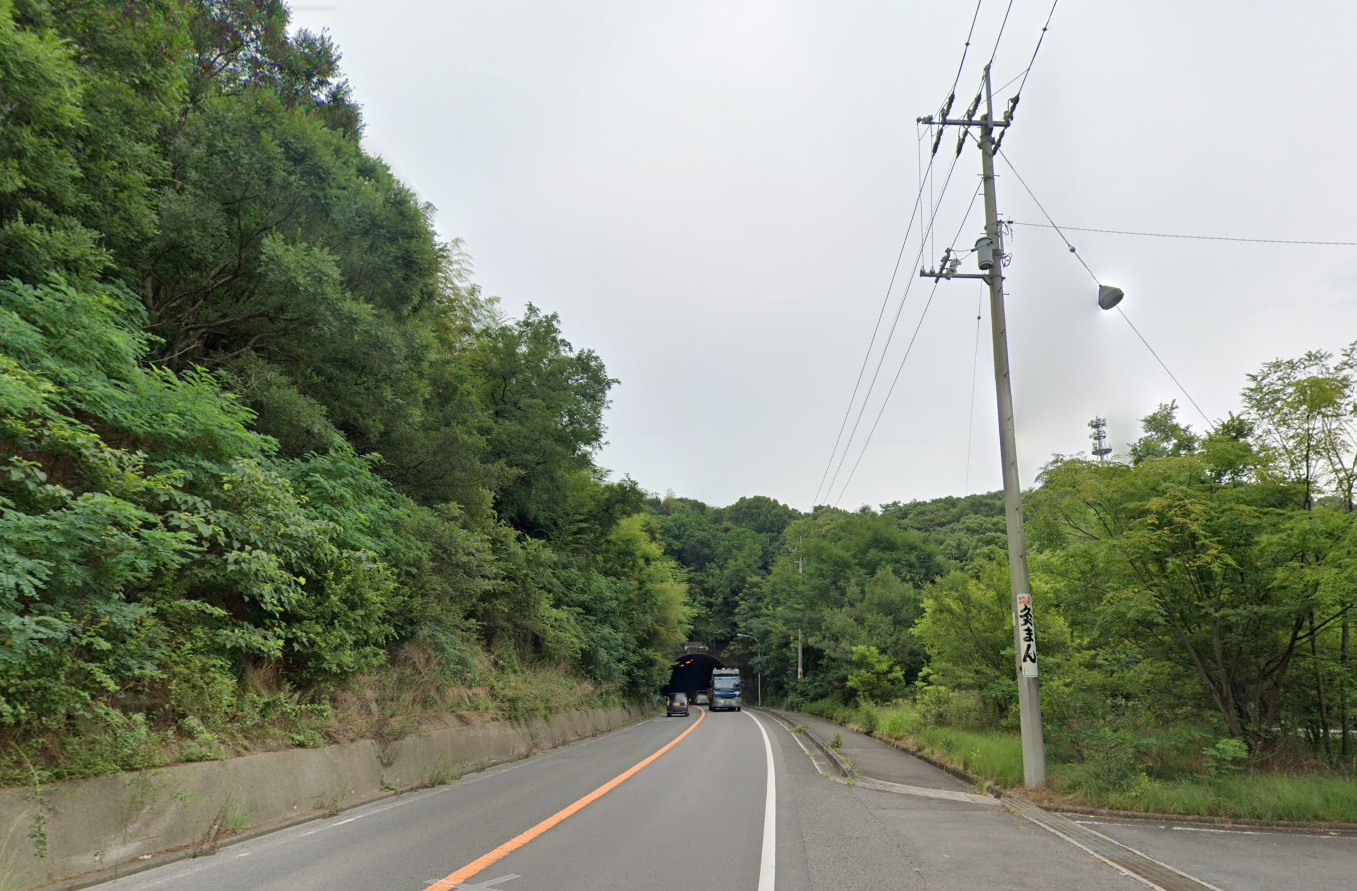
[0,0,691,783]
[4,1,1354,809]
[651,389,1357,806]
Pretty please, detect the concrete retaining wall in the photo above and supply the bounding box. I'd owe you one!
[0,704,647,889]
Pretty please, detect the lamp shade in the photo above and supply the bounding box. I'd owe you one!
[1097,284,1124,310]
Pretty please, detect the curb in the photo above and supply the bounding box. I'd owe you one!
[766,710,856,780]
[29,707,660,891]
[1029,801,1357,835]
[865,725,1000,796]
[787,711,1357,832]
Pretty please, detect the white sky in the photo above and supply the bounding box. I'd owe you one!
[291,1,1357,512]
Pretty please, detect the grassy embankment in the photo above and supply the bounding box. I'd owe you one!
[802,700,1357,824]
[0,648,611,788]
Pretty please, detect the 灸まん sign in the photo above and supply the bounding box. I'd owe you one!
[1016,593,1038,678]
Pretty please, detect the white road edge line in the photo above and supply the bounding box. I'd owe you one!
[764,710,830,774]
[1009,806,1228,891]
[748,711,777,891]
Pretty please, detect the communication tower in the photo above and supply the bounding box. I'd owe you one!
[1088,417,1112,462]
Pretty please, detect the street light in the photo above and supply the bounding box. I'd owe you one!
[1097,284,1124,310]
[735,633,761,707]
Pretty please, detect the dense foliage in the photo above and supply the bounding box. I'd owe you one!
[3,1,1352,800]
[0,0,691,781]
[654,384,1357,783]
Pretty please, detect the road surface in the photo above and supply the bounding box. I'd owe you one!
[94,707,1356,891]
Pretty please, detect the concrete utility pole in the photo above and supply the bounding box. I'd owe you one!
[918,64,1046,788]
[797,629,803,680]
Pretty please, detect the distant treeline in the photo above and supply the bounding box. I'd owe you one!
[656,364,1357,773]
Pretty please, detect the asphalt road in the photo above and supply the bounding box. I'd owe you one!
[93,708,1356,891]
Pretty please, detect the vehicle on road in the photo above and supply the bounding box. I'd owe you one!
[709,668,742,711]
[693,690,711,705]
[666,692,689,716]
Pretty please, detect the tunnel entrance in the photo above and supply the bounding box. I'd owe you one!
[663,653,725,700]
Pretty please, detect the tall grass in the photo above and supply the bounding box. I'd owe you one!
[800,699,1357,823]
[1087,773,1357,823]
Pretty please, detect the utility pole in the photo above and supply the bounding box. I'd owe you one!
[797,629,803,680]
[918,64,1046,788]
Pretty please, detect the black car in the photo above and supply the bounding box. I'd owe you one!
[666,692,689,717]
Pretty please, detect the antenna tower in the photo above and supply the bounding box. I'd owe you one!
[1089,417,1112,462]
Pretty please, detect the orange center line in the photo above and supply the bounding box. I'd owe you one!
[428,705,706,888]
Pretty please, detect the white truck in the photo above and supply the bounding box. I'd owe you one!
[708,667,743,711]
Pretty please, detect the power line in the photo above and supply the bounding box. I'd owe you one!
[812,131,951,506]
[1012,0,1058,105]
[949,0,985,101]
[1011,221,1357,248]
[992,69,1024,96]
[817,2,1019,507]
[813,7,989,507]
[930,128,937,261]
[987,0,1015,69]
[995,148,1213,426]
[822,148,968,503]
[963,291,983,496]
[833,287,944,509]
[833,181,986,507]
[997,148,1099,284]
[992,2,1059,155]
[1116,307,1211,425]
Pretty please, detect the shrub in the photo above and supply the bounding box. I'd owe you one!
[1203,738,1249,777]
[913,684,994,729]
[1057,727,1146,796]
[845,645,904,704]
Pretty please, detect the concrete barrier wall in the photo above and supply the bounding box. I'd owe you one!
[0,705,647,889]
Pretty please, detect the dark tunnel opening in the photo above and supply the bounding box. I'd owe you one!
[663,653,725,700]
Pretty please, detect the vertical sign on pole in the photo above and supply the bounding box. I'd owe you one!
[1016,592,1038,678]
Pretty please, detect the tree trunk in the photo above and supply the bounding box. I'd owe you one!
[1310,612,1332,760]
[1164,601,1242,739]
[1343,617,1351,762]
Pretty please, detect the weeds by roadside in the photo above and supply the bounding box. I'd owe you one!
[423,760,463,788]
[0,647,612,789]
[800,698,1357,823]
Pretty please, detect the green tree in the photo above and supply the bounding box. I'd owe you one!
[913,560,1014,708]
[471,306,614,537]
[846,645,904,704]
[0,0,108,282]
[1128,401,1201,465]
[1029,448,1353,748]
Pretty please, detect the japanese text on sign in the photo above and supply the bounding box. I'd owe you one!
[1016,592,1038,678]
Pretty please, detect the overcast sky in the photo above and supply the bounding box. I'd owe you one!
[290,1,1357,512]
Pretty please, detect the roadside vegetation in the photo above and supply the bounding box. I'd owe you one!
[0,0,691,786]
[4,0,1356,828]
[800,699,1357,823]
[655,372,1357,822]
